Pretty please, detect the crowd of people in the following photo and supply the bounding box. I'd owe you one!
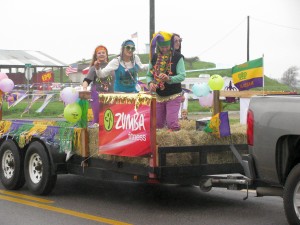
[82,31,188,131]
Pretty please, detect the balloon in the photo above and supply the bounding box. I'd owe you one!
[0,72,8,81]
[0,78,14,92]
[192,83,210,97]
[64,103,82,123]
[208,74,224,90]
[199,92,213,107]
[60,87,79,104]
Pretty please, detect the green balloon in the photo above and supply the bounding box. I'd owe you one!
[208,74,224,90]
[64,103,82,123]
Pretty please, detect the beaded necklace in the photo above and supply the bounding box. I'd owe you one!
[95,62,112,91]
[150,50,173,90]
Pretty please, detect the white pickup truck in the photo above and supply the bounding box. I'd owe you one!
[247,95,300,225]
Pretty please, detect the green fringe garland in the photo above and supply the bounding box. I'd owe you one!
[78,99,89,128]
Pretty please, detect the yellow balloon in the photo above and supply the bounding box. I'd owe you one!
[208,74,224,90]
[64,103,82,123]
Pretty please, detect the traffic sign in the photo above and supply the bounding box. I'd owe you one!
[25,63,32,68]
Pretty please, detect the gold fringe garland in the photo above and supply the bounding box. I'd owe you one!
[19,124,48,148]
[0,121,12,136]
[99,93,152,111]
[73,128,82,151]
[156,93,181,103]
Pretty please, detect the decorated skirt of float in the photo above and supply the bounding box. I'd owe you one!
[0,120,84,155]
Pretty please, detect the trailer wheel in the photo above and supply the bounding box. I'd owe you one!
[0,140,25,190]
[24,141,57,195]
[283,163,300,225]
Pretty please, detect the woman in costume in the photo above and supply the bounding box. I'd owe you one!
[95,39,148,93]
[82,45,113,124]
[173,33,183,54]
[146,31,186,131]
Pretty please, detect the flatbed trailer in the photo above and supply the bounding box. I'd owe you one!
[66,144,247,184]
[0,93,252,195]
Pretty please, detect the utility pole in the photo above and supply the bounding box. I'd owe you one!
[150,0,155,43]
[247,15,250,61]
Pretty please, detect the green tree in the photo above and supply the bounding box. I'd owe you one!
[184,56,200,69]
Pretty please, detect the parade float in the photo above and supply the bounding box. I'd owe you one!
[0,73,249,196]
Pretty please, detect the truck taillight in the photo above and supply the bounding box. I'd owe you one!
[247,109,254,146]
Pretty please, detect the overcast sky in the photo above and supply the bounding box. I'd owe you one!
[1,0,300,79]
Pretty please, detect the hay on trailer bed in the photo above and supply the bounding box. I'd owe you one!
[79,120,247,166]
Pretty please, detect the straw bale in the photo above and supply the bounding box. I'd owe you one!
[87,127,99,157]
[76,119,247,166]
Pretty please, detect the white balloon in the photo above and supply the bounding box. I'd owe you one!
[60,87,79,104]
[0,78,14,92]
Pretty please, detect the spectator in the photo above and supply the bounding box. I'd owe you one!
[147,31,186,131]
[180,109,189,120]
[178,90,189,119]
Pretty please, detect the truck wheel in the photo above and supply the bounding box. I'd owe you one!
[0,139,25,190]
[24,141,57,195]
[283,163,300,225]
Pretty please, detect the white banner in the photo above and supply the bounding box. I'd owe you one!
[36,94,55,113]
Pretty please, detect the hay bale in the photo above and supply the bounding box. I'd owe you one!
[87,126,99,157]
[157,120,247,165]
[79,118,247,166]
[179,120,195,130]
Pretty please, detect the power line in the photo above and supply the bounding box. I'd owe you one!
[251,17,300,31]
[199,17,247,57]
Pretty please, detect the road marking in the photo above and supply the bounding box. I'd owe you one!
[0,190,54,204]
[0,194,132,225]
[241,189,256,193]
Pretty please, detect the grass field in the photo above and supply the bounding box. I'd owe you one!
[1,97,240,119]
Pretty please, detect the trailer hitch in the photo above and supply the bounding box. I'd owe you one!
[201,175,250,200]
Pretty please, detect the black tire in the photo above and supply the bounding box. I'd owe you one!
[283,163,300,225]
[24,141,57,195]
[0,139,25,190]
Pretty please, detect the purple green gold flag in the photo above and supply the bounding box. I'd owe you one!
[232,57,263,91]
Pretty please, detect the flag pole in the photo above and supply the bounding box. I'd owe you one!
[262,54,264,95]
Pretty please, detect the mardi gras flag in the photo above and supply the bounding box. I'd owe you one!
[205,111,231,138]
[232,57,263,91]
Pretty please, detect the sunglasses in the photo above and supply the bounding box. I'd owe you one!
[125,45,135,52]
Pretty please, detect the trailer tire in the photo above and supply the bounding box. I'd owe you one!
[283,163,300,225]
[0,140,25,190]
[24,141,57,195]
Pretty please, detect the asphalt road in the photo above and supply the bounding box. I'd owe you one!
[0,174,289,225]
